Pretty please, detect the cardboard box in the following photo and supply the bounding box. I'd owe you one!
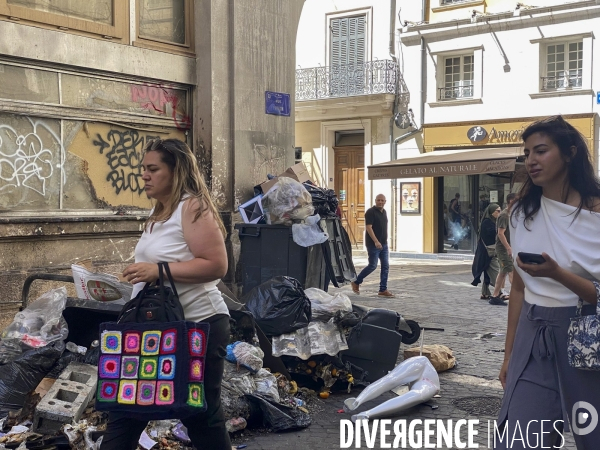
[254,162,311,195]
[279,162,310,184]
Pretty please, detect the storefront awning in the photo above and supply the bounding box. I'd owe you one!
[368,147,522,180]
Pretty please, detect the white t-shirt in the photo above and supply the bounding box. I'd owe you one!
[131,200,229,322]
[511,196,600,307]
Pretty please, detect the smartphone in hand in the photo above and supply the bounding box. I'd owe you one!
[518,252,546,265]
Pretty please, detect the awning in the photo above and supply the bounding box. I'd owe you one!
[368,147,522,180]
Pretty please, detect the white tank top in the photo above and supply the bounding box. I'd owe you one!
[511,196,600,307]
[131,200,229,322]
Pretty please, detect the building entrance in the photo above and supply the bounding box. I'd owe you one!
[334,147,365,246]
[440,172,513,254]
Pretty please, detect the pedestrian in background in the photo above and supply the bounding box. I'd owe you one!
[496,116,600,449]
[489,193,518,305]
[351,194,394,297]
[472,203,501,300]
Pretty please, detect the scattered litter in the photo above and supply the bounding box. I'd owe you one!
[236,445,248,449]
[262,177,314,225]
[254,369,279,402]
[391,385,409,396]
[272,320,348,360]
[337,409,344,414]
[7,425,28,435]
[138,430,157,449]
[226,417,248,433]
[292,214,328,247]
[66,342,87,355]
[71,264,132,303]
[171,422,190,443]
[226,342,264,373]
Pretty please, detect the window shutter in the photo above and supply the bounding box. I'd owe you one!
[330,15,365,67]
[330,18,342,67]
[348,15,366,66]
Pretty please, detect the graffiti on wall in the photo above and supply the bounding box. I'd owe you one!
[130,84,191,131]
[252,144,286,185]
[0,117,64,198]
[93,130,158,196]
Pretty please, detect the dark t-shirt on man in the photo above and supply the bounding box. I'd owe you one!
[495,210,510,248]
[364,207,388,248]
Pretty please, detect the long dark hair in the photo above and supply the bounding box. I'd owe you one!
[512,115,600,226]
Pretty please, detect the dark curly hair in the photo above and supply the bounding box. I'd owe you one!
[512,115,600,226]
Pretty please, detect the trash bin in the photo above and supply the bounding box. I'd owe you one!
[235,224,309,295]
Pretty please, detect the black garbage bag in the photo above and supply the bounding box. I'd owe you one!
[46,350,84,379]
[0,341,64,417]
[302,182,339,218]
[242,276,311,336]
[245,393,311,432]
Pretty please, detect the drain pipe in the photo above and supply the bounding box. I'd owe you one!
[389,0,398,250]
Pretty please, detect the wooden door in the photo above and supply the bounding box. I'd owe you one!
[334,147,365,246]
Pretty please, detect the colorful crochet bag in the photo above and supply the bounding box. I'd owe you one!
[95,320,209,418]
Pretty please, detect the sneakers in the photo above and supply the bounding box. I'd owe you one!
[378,290,395,298]
[350,281,360,294]
[488,296,507,306]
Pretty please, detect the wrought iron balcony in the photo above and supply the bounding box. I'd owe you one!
[541,74,582,91]
[438,85,474,101]
[296,59,400,101]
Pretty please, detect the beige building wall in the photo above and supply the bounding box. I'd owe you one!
[0,0,305,308]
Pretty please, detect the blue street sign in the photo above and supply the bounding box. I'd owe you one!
[597,91,600,104]
[265,91,290,116]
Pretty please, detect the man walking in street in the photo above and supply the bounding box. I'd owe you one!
[489,193,518,306]
[351,194,394,297]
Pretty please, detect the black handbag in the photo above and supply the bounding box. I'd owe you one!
[118,262,185,324]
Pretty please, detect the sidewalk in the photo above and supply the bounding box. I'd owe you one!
[232,258,577,450]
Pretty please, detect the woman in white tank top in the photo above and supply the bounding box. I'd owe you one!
[101,139,233,450]
[495,116,600,450]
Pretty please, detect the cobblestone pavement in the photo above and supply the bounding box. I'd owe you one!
[231,258,578,450]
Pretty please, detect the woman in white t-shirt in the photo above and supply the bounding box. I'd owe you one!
[495,116,600,449]
[101,138,232,450]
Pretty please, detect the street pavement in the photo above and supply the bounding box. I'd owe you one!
[231,257,578,450]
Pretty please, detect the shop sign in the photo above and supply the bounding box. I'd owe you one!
[488,126,524,142]
[369,159,516,180]
[467,126,487,142]
[467,125,524,142]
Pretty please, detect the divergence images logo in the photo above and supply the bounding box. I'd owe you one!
[572,401,598,436]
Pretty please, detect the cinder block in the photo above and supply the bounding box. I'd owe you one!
[33,362,98,434]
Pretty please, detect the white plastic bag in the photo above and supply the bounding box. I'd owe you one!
[221,361,257,396]
[1,287,68,348]
[253,368,280,402]
[292,214,329,247]
[263,177,314,226]
[271,320,348,360]
[305,288,352,321]
[226,341,264,373]
[71,264,133,304]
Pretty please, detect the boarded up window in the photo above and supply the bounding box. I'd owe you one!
[139,0,186,44]
[0,64,59,103]
[7,0,113,25]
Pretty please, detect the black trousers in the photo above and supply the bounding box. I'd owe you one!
[100,314,232,450]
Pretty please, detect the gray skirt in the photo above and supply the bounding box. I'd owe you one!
[497,301,600,449]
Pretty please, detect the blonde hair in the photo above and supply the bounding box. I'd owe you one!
[143,138,226,237]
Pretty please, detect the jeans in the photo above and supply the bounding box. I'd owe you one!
[100,314,232,450]
[355,243,389,292]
